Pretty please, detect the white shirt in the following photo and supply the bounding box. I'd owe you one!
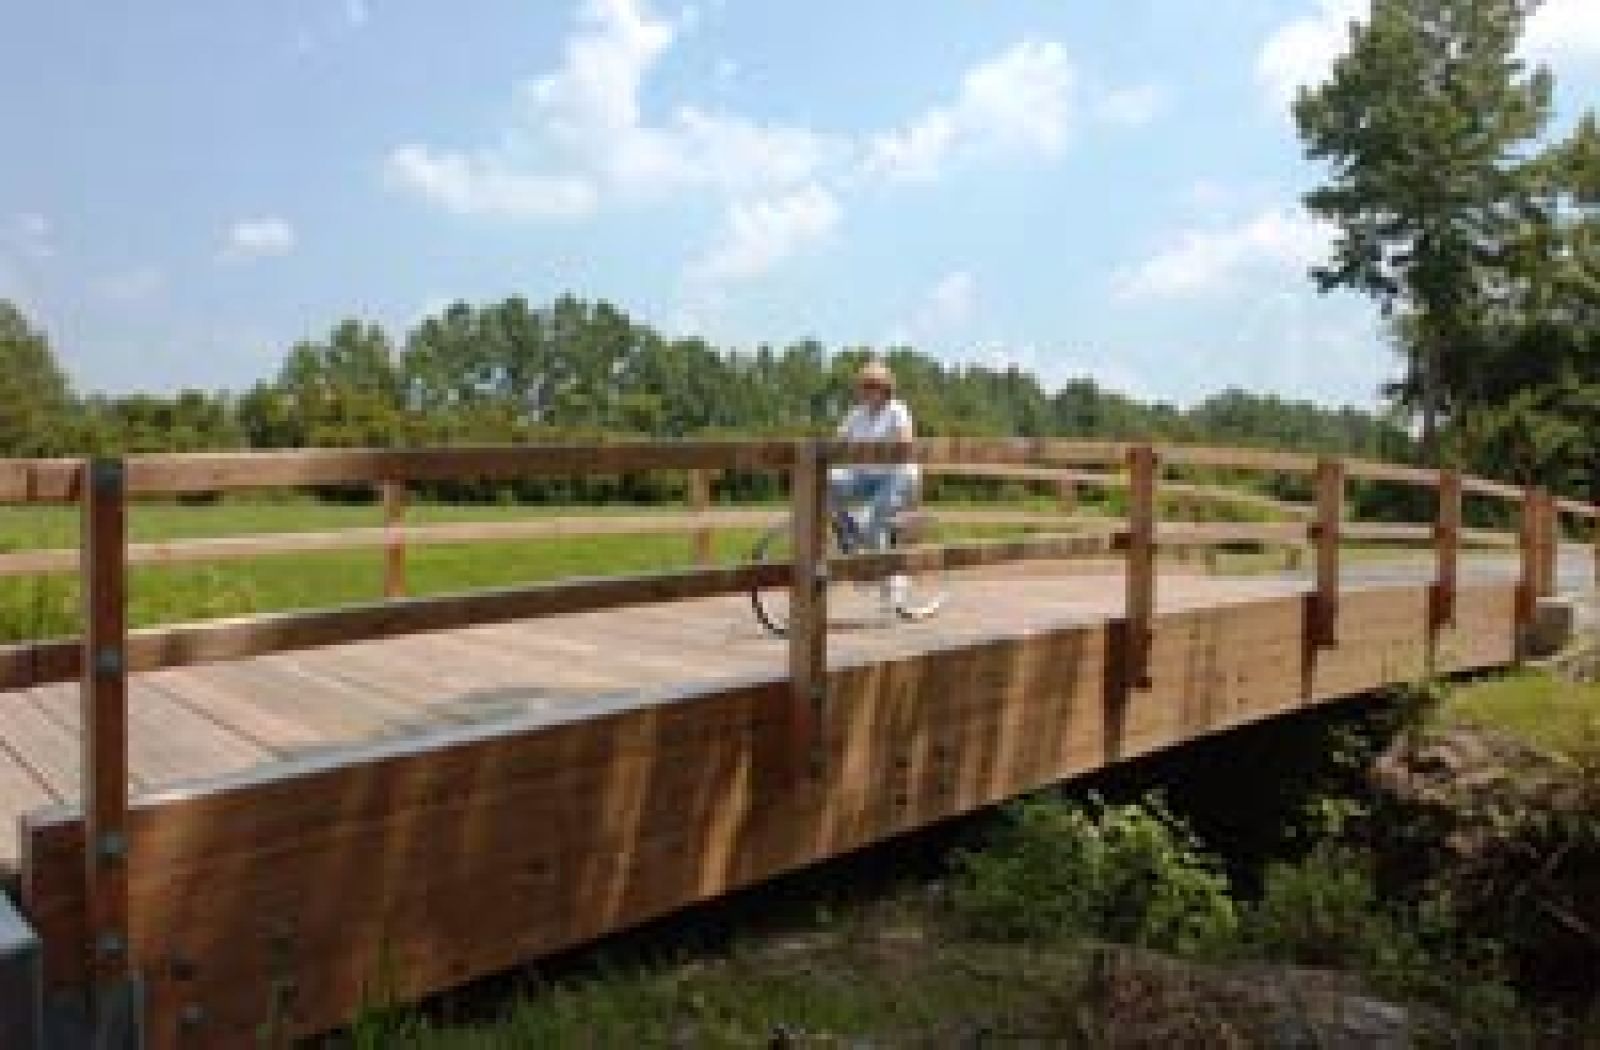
[838,398,919,480]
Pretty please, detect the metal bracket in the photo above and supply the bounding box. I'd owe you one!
[89,459,125,494]
[94,932,126,961]
[93,647,124,678]
[95,832,127,866]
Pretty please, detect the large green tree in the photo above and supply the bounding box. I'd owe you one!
[1294,0,1554,463]
[0,301,74,456]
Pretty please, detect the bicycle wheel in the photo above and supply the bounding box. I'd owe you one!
[749,517,849,637]
[888,511,952,621]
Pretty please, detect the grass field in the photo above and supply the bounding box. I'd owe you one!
[1437,670,1600,759]
[0,497,1087,642]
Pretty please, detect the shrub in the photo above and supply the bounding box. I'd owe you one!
[948,794,1239,959]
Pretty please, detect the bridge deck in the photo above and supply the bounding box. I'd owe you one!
[0,566,1304,872]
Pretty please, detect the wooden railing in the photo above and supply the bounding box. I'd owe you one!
[0,438,1596,1003]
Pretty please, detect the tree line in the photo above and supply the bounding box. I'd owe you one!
[0,296,1411,478]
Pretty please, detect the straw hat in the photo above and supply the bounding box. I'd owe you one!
[856,359,896,391]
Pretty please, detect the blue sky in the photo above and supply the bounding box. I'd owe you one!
[1,1,1596,407]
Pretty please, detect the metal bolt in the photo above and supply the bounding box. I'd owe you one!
[90,459,124,493]
[93,646,124,677]
[96,932,126,960]
[179,1003,206,1029]
[96,831,127,865]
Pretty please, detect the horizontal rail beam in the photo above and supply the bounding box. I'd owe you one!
[1157,445,1317,473]
[1461,476,1525,502]
[925,463,1312,519]
[829,529,1124,581]
[117,442,800,496]
[1342,522,1437,543]
[1344,459,1439,487]
[1156,522,1310,546]
[0,459,83,505]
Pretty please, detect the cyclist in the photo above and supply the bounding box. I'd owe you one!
[832,359,917,608]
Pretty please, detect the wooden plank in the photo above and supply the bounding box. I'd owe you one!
[80,457,131,988]
[1435,470,1461,627]
[782,442,828,784]
[1123,445,1157,688]
[926,464,1310,519]
[1462,476,1524,502]
[0,459,83,504]
[1155,522,1309,547]
[1314,457,1343,646]
[381,481,408,599]
[1342,522,1435,543]
[1157,445,1317,473]
[1462,528,1517,549]
[1344,459,1438,487]
[119,441,800,496]
[0,690,83,801]
[1553,496,1598,519]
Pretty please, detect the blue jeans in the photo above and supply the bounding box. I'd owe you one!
[828,468,915,552]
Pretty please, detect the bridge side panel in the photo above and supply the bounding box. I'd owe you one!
[20,583,1517,1047]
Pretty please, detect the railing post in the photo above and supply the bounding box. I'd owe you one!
[1538,490,1559,599]
[1055,472,1077,516]
[382,480,408,599]
[1518,487,1541,631]
[1124,444,1157,689]
[689,469,715,566]
[1434,469,1461,628]
[1313,457,1344,646]
[786,442,828,781]
[80,457,135,1028]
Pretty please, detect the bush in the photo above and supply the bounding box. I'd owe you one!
[1248,845,1524,1032]
[948,794,1239,959]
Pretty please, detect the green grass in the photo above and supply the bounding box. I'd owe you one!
[1437,670,1600,759]
[343,910,1098,1049]
[0,498,1060,643]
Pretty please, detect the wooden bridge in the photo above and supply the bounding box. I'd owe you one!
[0,439,1592,1047]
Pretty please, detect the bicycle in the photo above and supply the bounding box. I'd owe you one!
[748,500,952,636]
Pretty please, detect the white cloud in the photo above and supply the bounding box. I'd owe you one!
[865,39,1075,183]
[1095,84,1167,128]
[1255,0,1365,112]
[345,0,370,28]
[220,218,297,261]
[1525,0,1600,65]
[386,0,837,218]
[688,184,840,287]
[384,146,600,219]
[1113,206,1333,302]
[1259,0,1600,113]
